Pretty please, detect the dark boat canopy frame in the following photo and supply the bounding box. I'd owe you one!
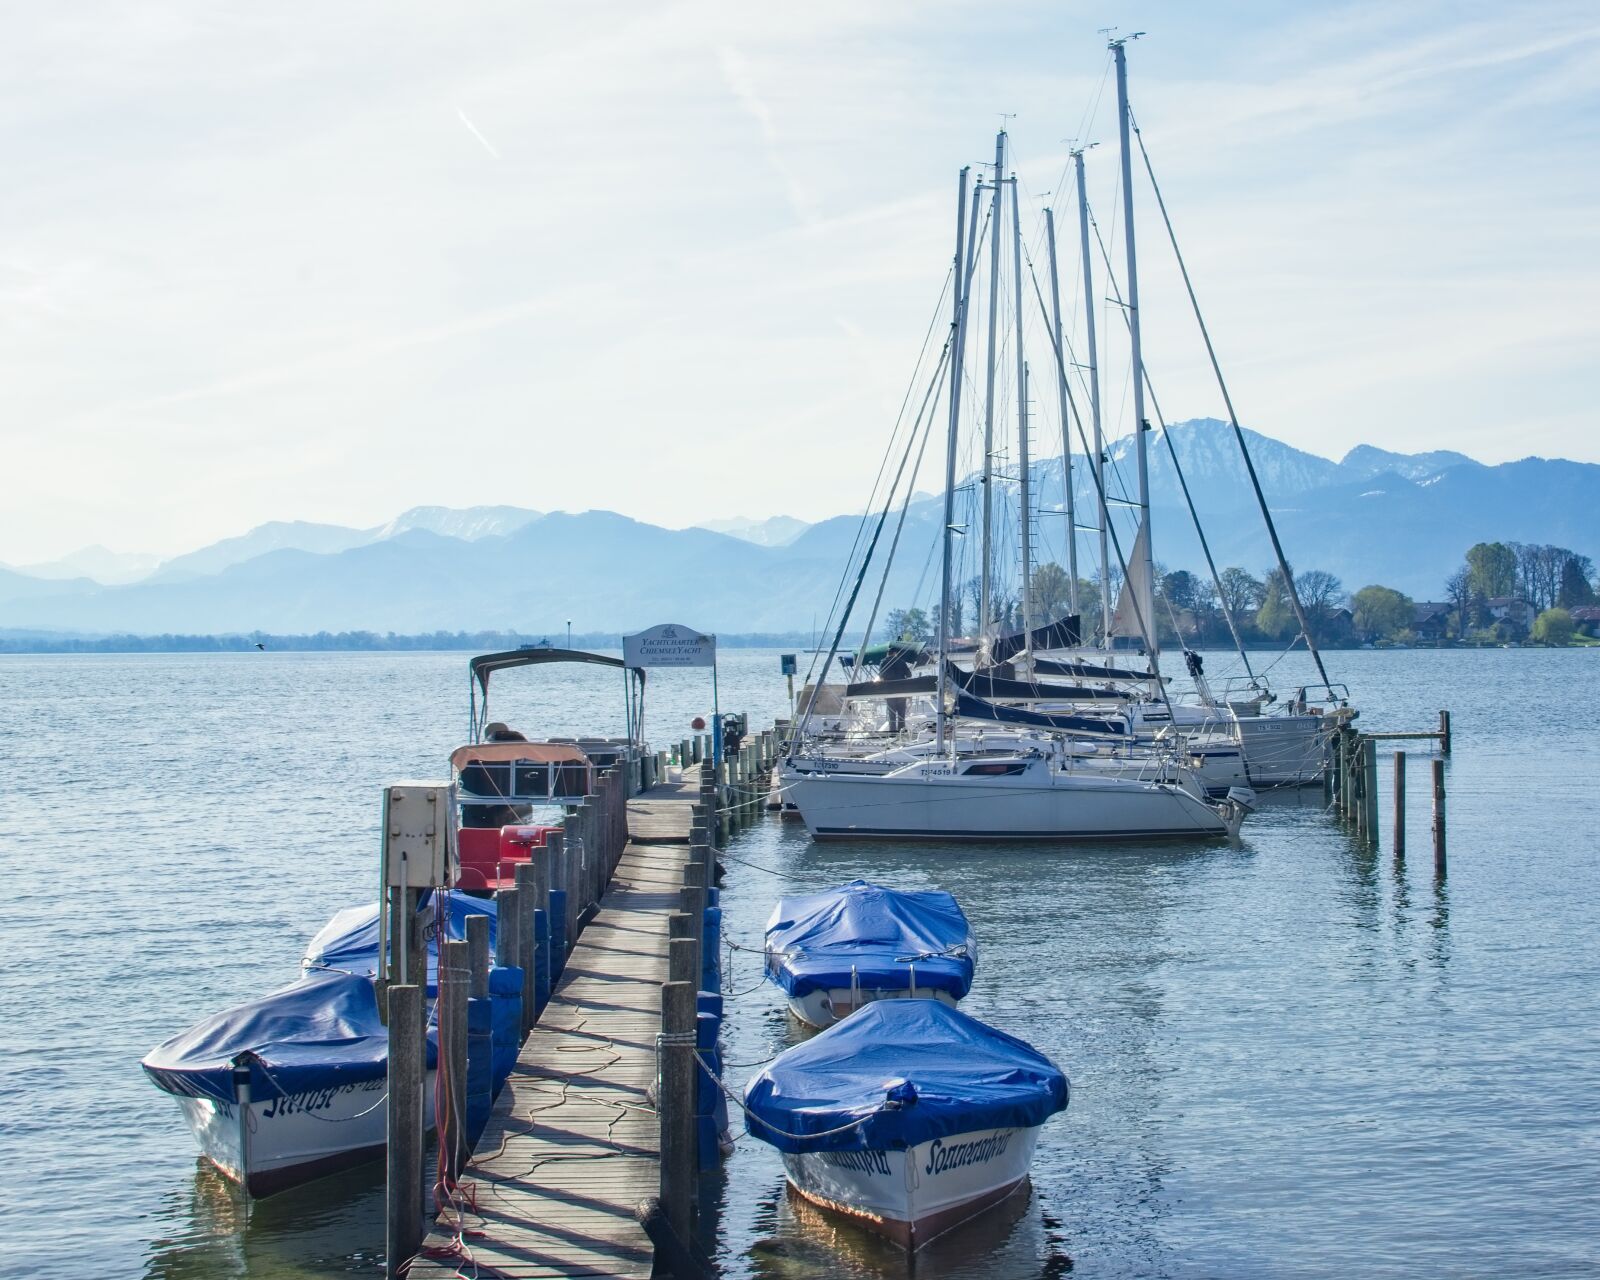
[468,647,646,743]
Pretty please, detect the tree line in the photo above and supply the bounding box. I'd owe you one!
[879,540,1599,650]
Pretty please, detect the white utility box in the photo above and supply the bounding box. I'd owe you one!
[383,781,457,888]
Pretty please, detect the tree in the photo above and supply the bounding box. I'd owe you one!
[1351,585,1414,641]
[1218,567,1265,625]
[1296,570,1345,628]
[1444,567,1471,639]
[1532,608,1575,646]
[1160,569,1203,614]
[883,607,931,645]
[1032,562,1075,619]
[1256,571,1294,639]
[1466,541,1516,599]
[1558,555,1596,608]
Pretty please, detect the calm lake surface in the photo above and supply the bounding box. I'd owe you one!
[1,648,1597,1279]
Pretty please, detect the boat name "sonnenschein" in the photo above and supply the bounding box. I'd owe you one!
[925,1129,1013,1175]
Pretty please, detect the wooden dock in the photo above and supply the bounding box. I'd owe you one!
[409,780,696,1279]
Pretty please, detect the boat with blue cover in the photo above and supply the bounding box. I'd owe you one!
[764,880,976,1028]
[144,892,516,1197]
[743,1000,1068,1249]
[141,969,438,1197]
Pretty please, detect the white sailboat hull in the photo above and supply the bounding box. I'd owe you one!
[786,766,1237,841]
[782,1124,1040,1250]
[1235,713,1330,786]
[170,1072,436,1197]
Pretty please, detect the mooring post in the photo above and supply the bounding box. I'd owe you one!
[1439,709,1452,756]
[466,913,490,1001]
[385,980,424,1279]
[440,938,471,1182]
[1363,736,1379,847]
[513,863,539,1031]
[668,911,699,989]
[659,980,697,1241]
[681,861,708,937]
[494,885,521,973]
[1432,758,1447,875]
[1392,752,1406,859]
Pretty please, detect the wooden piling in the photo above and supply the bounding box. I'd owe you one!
[669,936,698,987]
[658,980,697,1242]
[512,864,539,1031]
[465,912,490,1000]
[1432,758,1447,875]
[1439,709,1453,756]
[385,981,425,1279]
[440,938,470,1181]
[1363,736,1379,847]
[1392,753,1406,859]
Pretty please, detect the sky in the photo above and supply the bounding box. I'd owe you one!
[2,0,1597,565]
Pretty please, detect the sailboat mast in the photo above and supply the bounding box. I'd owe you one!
[1043,207,1080,619]
[1112,36,1157,658]
[1073,148,1110,647]
[936,166,971,748]
[1011,175,1033,669]
[978,130,1005,642]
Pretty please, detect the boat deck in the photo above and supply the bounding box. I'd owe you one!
[408,788,696,1279]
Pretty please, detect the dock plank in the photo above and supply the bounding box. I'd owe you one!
[408,809,693,1280]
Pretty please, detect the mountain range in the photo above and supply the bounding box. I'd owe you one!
[2,420,1595,636]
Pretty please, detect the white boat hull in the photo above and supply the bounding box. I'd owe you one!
[786,766,1238,841]
[782,1124,1040,1250]
[170,1071,436,1197]
[786,985,960,1030]
[1235,713,1331,786]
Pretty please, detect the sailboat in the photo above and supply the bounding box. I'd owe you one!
[783,117,1250,842]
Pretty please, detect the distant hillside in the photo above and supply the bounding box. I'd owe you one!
[1,420,1595,633]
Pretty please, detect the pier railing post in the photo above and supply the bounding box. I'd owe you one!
[1432,758,1447,876]
[440,938,471,1183]
[513,863,539,1032]
[1392,753,1406,859]
[659,980,697,1242]
[385,981,424,1279]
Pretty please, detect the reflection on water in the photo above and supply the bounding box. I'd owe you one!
[146,1161,385,1280]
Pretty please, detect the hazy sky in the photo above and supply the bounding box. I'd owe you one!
[3,1,1596,564]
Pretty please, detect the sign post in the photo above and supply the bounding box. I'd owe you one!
[622,623,720,764]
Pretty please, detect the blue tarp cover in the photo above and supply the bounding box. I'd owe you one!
[302,891,497,990]
[141,969,436,1103]
[743,1000,1068,1154]
[764,880,976,1000]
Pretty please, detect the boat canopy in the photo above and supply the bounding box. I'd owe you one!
[468,646,646,742]
[1031,657,1164,682]
[142,969,434,1103]
[302,892,497,990]
[742,1000,1068,1154]
[764,880,976,1001]
[449,741,590,771]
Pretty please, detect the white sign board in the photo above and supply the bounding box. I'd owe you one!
[623,623,716,669]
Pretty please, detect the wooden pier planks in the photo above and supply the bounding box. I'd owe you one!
[626,771,701,844]
[409,813,691,1279]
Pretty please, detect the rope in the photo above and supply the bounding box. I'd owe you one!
[692,1048,882,1143]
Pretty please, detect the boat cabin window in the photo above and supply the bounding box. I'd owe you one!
[961,761,1029,777]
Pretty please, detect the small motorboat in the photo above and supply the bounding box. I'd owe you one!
[141,969,437,1197]
[742,1000,1068,1250]
[301,890,498,988]
[764,880,977,1029]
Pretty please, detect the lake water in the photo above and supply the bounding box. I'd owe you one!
[1,648,1596,1278]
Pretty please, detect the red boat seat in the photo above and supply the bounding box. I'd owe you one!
[455,824,564,892]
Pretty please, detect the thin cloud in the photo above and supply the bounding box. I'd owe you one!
[716,43,819,226]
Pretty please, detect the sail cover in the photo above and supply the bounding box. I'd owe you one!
[990,614,1082,664]
[742,1000,1068,1153]
[953,690,1129,735]
[142,969,436,1102]
[764,880,976,1000]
